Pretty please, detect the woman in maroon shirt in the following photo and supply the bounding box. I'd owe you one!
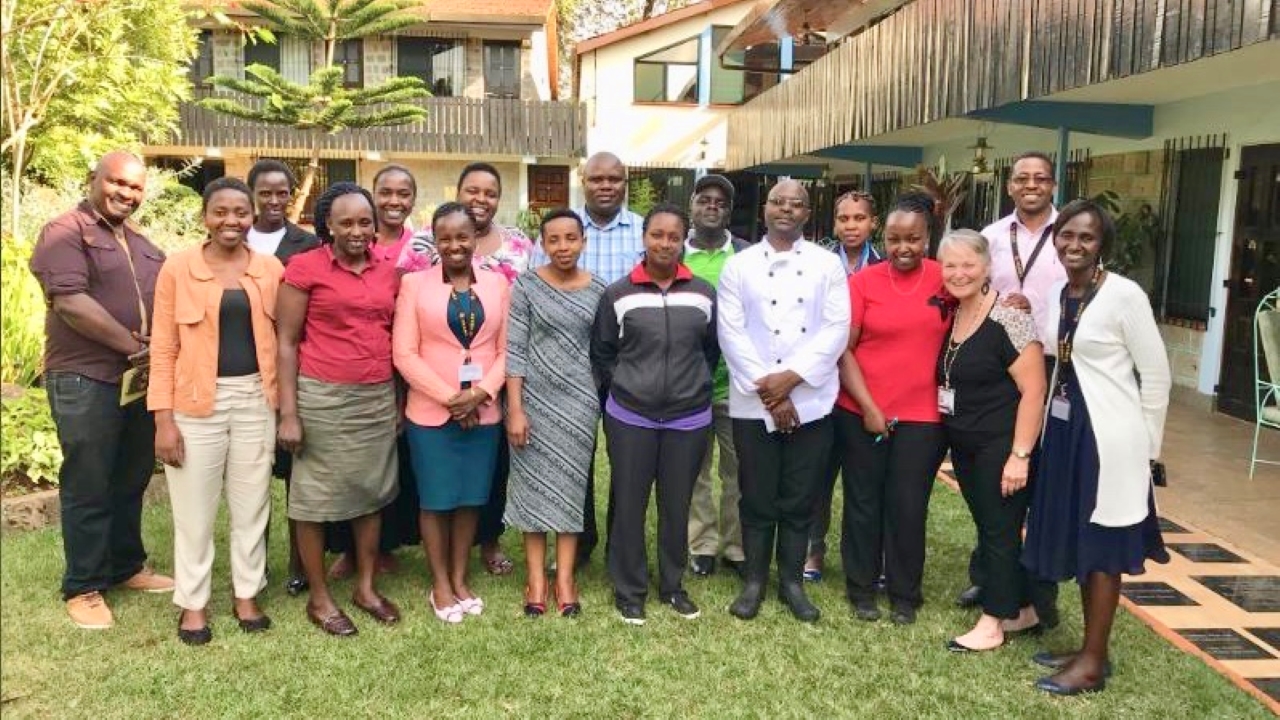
[276,183,402,636]
[837,193,950,625]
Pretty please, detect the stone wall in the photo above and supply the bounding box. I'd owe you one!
[1159,320,1206,390]
[463,39,486,98]
[364,37,394,87]
[1086,150,1166,293]
[212,30,242,79]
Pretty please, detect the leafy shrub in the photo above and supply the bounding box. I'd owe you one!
[1,388,63,492]
[1,232,47,387]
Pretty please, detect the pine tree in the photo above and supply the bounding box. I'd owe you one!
[199,0,429,219]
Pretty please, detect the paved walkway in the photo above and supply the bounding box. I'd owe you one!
[935,397,1280,711]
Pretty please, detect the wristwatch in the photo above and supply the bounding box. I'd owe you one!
[1011,448,1032,460]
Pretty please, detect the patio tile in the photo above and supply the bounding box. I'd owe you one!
[1249,678,1280,703]
[1169,543,1247,564]
[1194,576,1280,613]
[1175,629,1276,660]
[1247,628,1280,654]
[1121,581,1199,606]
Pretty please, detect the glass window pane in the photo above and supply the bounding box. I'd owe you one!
[244,37,280,72]
[634,63,664,102]
[667,64,698,103]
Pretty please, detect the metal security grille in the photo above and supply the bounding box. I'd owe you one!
[1157,134,1228,323]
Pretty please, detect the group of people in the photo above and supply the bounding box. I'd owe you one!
[30,148,1171,696]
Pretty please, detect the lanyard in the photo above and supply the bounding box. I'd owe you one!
[940,296,991,389]
[1056,266,1104,373]
[451,289,479,351]
[111,224,149,338]
[1011,222,1053,288]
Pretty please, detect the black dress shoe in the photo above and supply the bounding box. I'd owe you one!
[1004,623,1043,638]
[284,576,308,597]
[946,637,1004,653]
[720,557,744,578]
[778,583,820,623]
[955,585,983,608]
[689,555,716,577]
[889,605,917,625]
[1035,675,1105,696]
[1032,651,1113,677]
[852,598,881,622]
[233,610,272,633]
[729,581,764,620]
[177,614,212,646]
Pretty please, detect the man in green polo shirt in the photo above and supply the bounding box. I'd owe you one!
[685,174,750,577]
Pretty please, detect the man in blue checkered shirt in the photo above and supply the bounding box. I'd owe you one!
[544,152,645,284]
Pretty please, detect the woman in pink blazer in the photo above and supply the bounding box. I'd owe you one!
[393,202,510,624]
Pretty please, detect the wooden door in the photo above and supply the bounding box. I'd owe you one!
[528,166,569,212]
[1218,144,1280,419]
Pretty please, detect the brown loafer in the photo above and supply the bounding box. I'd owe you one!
[353,595,401,625]
[307,606,358,637]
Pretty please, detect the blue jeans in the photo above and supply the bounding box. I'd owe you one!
[46,372,155,599]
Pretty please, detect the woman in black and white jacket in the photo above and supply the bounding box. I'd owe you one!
[591,203,719,626]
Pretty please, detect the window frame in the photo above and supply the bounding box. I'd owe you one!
[396,36,462,98]
[335,38,364,89]
[483,41,522,100]
[632,34,701,105]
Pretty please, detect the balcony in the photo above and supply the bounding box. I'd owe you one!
[171,89,587,158]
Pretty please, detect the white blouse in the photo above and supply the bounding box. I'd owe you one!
[1044,274,1171,527]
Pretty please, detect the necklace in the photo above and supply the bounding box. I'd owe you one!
[941,295,992,389]
[888,263,925,296]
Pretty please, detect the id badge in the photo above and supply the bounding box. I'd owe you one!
[937,386,956,415]
[459,363,484,384]
[1050,395,1071,422]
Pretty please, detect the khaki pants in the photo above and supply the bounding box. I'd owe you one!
[166,375,274,610]
[686,401,743,561]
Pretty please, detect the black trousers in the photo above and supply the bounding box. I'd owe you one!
[806,441,842,556]
[46,372,154,600]
[733,416,833,576]
[603,415,707,604]
[948,427,1035,619]
[837,408,946,608]
[474,439,509,547]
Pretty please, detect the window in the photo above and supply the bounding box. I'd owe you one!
[483,41,521,99]
[710,26,780,105]
[397,37,463,98]
[244,36,281,72]
[633,35,700,103]
[335,39,363,88]
[190,31,214,87]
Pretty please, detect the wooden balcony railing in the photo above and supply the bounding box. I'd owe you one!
[174,89,587,158]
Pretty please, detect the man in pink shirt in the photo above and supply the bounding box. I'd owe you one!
[965,150,1064,626]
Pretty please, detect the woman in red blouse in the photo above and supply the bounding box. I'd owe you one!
[276,183,403,636]
[836,193,950,625]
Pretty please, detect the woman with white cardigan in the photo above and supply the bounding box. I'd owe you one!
[1022,198,1171,697]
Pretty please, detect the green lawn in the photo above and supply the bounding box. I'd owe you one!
[1,461,1271,719]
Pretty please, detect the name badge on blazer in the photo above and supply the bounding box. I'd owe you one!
[459,363,483,384]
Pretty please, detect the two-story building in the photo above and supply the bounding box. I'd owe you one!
[145,0,586,225]
[574,0,830,239]
[721,0,1280,420]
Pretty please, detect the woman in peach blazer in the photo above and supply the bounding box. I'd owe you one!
[393,202,510,624]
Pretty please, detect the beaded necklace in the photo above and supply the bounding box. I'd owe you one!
[1056,264,1105,370]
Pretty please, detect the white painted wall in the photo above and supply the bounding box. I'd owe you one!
[920,83,1280,398]
[578,3,754,167]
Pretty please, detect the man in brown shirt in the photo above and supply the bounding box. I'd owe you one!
[29,151,175,630]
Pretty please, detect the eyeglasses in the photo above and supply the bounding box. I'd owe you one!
[1010,175,1055,187]
[767,197,809,210]
[694,196,728,209]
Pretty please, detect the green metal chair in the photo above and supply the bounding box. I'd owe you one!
[1251,287,1280,479]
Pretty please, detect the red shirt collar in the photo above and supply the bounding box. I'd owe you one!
[629,260,693,286]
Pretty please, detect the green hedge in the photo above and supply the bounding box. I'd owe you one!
[1,388,62,492]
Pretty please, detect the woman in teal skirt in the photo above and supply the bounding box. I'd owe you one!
[393,203,510,624]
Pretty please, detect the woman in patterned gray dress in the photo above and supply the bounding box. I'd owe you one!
[504,209,606,618]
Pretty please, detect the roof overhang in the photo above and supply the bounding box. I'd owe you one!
[715,0,910,60]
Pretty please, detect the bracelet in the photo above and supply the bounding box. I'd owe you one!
[1010,448,1031,460]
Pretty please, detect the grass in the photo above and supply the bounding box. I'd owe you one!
[1,454,1272,720]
